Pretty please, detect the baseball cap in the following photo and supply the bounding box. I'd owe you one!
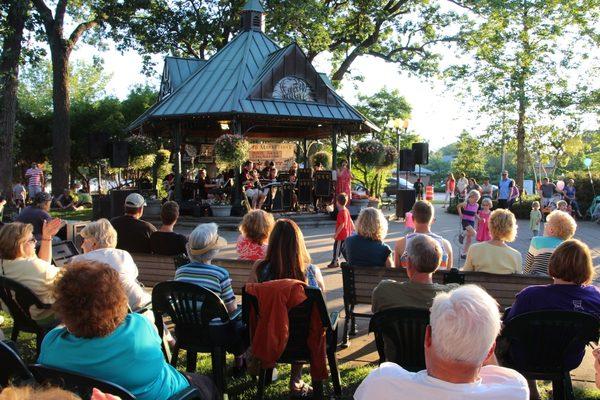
[124,193,146,208]
[33,192,52,204]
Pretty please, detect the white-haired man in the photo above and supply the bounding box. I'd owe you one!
[355,285,529,400]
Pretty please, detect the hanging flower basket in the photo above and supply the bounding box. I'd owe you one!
[381,145,397,168]
[353,140,385,167]
[214,134,250,170]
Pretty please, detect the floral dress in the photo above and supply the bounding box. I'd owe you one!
[336,167,352,197]
[476,210,492,242]
[236,235,267,261]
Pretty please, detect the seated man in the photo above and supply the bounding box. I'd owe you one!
[15,192,52,240]
[355,285,529,400]
[110,193,156,253]
[54,189,80,211]
[394,200,453,269]
[150,201,188,256]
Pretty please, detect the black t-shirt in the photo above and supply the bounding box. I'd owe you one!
[110,215,157,253]
[15,206,52,239]
[150,231,188,256]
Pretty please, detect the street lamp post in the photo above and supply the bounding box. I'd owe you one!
[388,118,409,192]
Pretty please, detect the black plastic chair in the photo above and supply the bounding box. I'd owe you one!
[152,281,236,399]
[0,276,53,352]
[242,285,342,400]
[501,310,600,400]
[0,340,35,387]
[368,307,430,372]
[29,364,136,399]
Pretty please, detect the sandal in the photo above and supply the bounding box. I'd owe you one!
[290,381,313,398]
[326,263,339,269]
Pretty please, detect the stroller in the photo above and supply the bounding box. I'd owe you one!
[588,195,600,221]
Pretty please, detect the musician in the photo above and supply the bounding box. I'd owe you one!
[195,169,217,200]
[313,163,325,212]
[289,161,298,176]
[244,170,264,209]
[258,167,278,210]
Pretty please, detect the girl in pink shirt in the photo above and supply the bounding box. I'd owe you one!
[236,210,274,261]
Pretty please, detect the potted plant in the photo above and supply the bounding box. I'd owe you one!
[210,194,232,217]
[214,134,250,171]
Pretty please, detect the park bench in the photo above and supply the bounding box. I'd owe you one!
[131,254,254,294]
[340,263,553,346]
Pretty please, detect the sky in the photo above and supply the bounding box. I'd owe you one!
[72,41,474,151]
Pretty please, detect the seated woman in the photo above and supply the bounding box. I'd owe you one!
[72,219,151,312]
[343,207,394,268]
[175,223,246,369]
[236,209,274,261]
[37,261,217,400]
[463,208,522,274]
[249,218,325,396]
[524,210,576,276]
[505,239,600,397]
[0,220,62,326]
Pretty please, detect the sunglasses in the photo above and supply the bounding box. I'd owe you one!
[27,237,37,244]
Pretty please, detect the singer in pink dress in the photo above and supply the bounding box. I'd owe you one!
[336,160,352,197]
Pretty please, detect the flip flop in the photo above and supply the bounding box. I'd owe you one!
[290,381,313,399]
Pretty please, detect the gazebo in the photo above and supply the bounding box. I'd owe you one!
[128,0,378,201]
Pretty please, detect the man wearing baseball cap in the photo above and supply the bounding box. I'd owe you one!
[110,193,156,253]
[15,192,53,240]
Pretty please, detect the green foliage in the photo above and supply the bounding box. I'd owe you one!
[355,88,411,137]
[311,151,331,169]
[352,140,394,198]
[451,131,486,180]
[214,134,250,171]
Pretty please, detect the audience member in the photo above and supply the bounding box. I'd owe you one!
[72,219,151,312]
[467,178,481,193]
[150,201,188,256]
[540,177,560,208]
[24,162,44,198]
[110,193,156,253]
[456,172,468,199]
[0,386,80,400]
[374,235,458,315]
[54,188,80,211]
[38,261,217,400]
[463,209,522,274]
[328,193,354,269]
[394,201,452,269]
[442,173,455,208]
[15,192,52,240]
[564,179,582,217]
[249,218,324,396]
[0,220,62,325]
[524,210,576,276]
[505,239,600,398]
[12,181,26,209]
[355,285,529,400]
[344,207,393,268]
[480,177,494,200]
[497,170,514,209]
[236,209,274,261]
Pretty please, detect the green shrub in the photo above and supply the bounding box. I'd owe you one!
[311,151,332,169]
[560,172,600,215]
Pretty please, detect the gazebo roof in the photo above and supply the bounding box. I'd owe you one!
[128,1,378,137]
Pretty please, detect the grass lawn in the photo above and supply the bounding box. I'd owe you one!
[2,311,600,399]
[49,207,93,221]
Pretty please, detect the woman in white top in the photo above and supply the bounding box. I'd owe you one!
[73,218,151,311]
[0,219,63,325]
[463,209,522,274]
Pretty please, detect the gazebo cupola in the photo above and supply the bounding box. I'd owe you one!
[241,0,265,32]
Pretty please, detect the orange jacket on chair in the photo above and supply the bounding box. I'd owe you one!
[245,279,328,380]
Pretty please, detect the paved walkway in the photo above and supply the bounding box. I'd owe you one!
[175,196,600,387]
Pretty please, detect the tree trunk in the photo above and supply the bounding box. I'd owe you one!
[515,81,526,190]
[0,0,28,201]
[49,44,71,195]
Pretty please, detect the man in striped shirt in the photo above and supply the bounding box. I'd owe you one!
[25,162,45,199]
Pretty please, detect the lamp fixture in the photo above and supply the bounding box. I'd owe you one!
[218,120,230,130]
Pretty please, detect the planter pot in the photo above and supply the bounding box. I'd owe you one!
[351,199,369,208]
[210,205,232,217]
[368,199,380,208]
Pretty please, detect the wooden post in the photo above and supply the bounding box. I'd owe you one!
[331,126,339,170]
[346,132,352,169]
[232,118,242,208]
[173,123,182,202]
[303,138,308,167]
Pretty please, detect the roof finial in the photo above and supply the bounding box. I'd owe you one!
[241,0,265,32]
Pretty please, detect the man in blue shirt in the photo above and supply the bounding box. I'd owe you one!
[496,170,514,209]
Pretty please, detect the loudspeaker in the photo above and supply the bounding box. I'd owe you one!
[314,170,332,197]
[412,142,429,165]
[297,179,313,205]
[396,189,416,219]
[298,168,313,180]
[88,132,109,159]
[111,141,129,168]
[399,149,415,171]
[109,189,138,218]
[282,182,294,210]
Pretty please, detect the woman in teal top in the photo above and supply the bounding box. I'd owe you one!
[38,260,214,400]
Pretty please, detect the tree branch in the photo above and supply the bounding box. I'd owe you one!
[55,0,67,27]
[31,0,54,29]
[68,19,100,47]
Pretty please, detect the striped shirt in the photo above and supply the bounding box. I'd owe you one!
[25,167,43,186]
[462,202,479,222]
[524,236,563,276]
[174,262,236,309]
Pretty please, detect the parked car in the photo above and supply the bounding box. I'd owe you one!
[384,178,414,196]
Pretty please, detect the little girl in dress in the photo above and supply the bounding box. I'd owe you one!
[476,198,493,242]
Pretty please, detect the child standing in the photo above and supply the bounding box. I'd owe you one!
[457,189,481,258]
[328,193,354,268]
[530,201,542,237]
[476,198,492,242]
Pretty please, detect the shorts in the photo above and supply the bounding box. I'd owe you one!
[245,188,259,198]
[28,185,42,197]
[462,219,475,229]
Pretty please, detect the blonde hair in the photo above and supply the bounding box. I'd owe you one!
[481,198,493,208]
[532,201,540,208]
[0,386,80,400]
[356,207,388,241]
[545,210,577,240]
[488,209,517,242]
[0,222,33,259]
[239,209,275,245]
[467,190,481,202]
[79,218,117,249]
[548,239,594,285]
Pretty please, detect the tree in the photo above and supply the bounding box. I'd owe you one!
[31,0,144,194]
[449,0,600,188]
[451,131,485,179]
[120,0,464,84]
[355,87,412,142]
[0,0,29,200]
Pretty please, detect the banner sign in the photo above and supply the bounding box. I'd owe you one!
[250,143,296,170]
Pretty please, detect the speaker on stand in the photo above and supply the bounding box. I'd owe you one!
[412,143,429,195]
[111,141,129,168]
